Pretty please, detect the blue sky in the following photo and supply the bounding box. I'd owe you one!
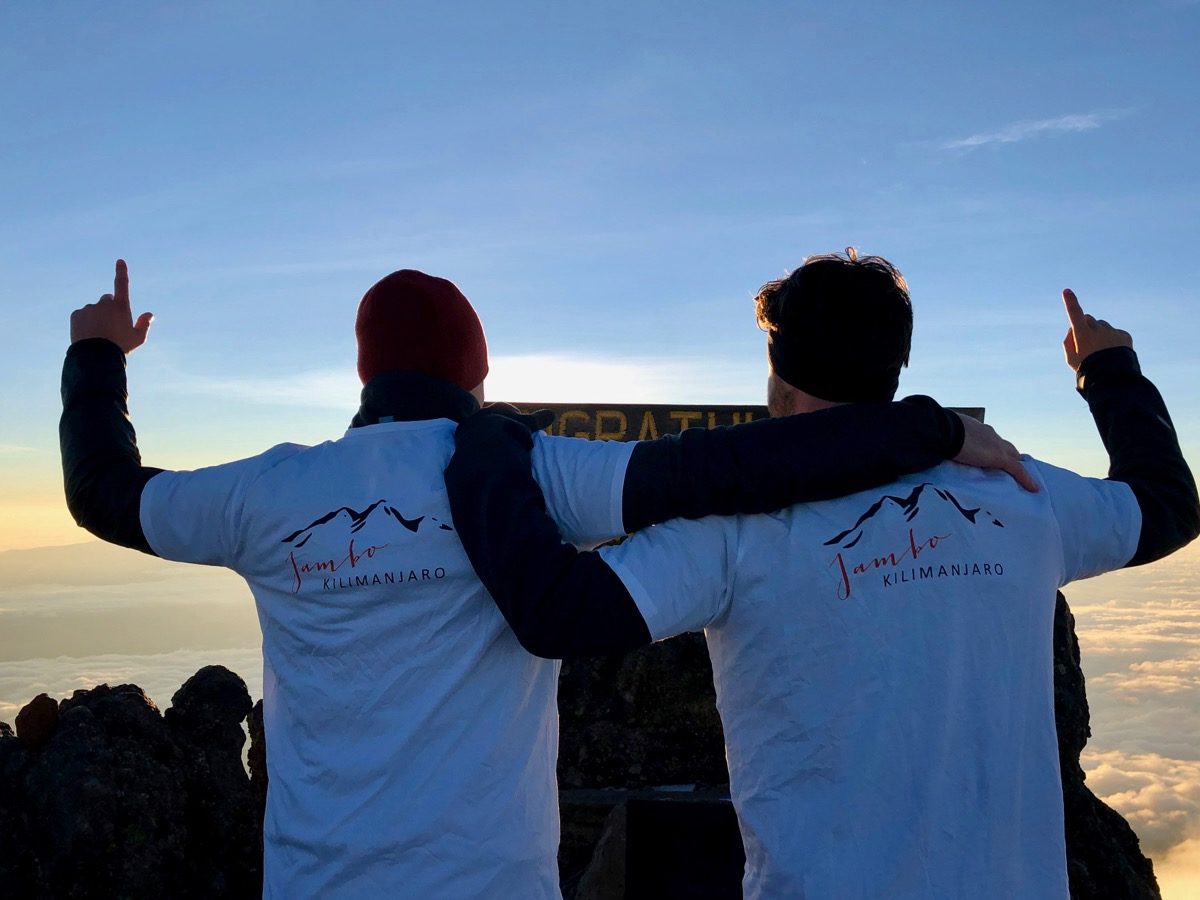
[2,0,1198,547]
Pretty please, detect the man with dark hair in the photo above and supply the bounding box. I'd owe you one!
[446,249,1199,898]
[756,248,914,410]
[60,260,1026,897]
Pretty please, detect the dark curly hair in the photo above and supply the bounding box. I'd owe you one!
[755,247,912,402]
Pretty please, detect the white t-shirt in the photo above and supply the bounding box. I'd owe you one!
[600,459,1141,900]
[140,420,634,899]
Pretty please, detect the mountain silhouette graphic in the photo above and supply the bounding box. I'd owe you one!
[281,500,453,547]
[824,482,1003,549]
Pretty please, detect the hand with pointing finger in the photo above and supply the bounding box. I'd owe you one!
[1061,288,1132,372]
[70,260,154,353]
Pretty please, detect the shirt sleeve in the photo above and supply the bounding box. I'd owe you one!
[599,515,738,641]
[1031,459,1143,585]
[530,433,636,547]
[139,444,302,567]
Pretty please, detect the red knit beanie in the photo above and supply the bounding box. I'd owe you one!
[355,269,489,390]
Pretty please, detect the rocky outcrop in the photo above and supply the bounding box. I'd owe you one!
[1054,597,1161,899]
[558,631,727,790]
[13,692,58,750]
[247,699,268,823]
[0,595,1161,898]
[167,667,262,898]
[0,667,260,899]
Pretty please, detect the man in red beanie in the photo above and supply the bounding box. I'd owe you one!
[356,269,490,392]
[61,260,1028,898]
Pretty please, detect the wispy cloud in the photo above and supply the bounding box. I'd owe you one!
[166,367,359,412]
[940,111,1129,151]
[0,444,35,454]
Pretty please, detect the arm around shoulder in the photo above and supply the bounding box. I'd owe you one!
[448,412,652,659]
[620,395,966,533]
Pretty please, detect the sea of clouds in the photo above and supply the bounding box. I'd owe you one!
[1064,540,1200,897]
[2,539,1198,897]
[0,541,261,721]
[0,647,264,725]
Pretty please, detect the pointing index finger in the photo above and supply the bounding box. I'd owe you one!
[114,259,130,312]
[1062,288,1087,332]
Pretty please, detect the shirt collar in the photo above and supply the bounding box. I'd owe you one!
[349,371,480,428]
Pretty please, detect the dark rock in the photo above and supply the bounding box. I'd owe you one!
[0,728,36,892]
[0,720,13,738]
[1055,593,1161,899]
[558,632,727,790]
[15,692,59,750]
[560,791,623,895]
[0,675,262,899]
[574,802,627,900]
[166,666,260,897]
[247,699,268,822]
[23,683,191,898]
[169,665,252,732]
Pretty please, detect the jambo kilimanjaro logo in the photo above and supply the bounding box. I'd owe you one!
[281,500,454,593]
[825,483,1006,600]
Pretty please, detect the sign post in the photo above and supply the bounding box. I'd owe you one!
[510,403,984,442]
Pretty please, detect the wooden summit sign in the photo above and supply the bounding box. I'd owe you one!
[509,404,985,442]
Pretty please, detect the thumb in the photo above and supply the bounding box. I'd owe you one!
[524,409,556,432]
[133,311,154,341]
[481,403,557,433]
[1062,327,1078,363]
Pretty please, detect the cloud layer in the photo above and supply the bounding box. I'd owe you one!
[1066,542,1200,762]
[1059,542,1200,895]
[1083,749,1200,856]
[0,646,264,725]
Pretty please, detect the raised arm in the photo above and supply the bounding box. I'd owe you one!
[1062,289,1199,565]
[60,260,162,554]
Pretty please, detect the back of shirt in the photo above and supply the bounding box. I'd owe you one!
[602,459,1140,900]
[140,420,632,898]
